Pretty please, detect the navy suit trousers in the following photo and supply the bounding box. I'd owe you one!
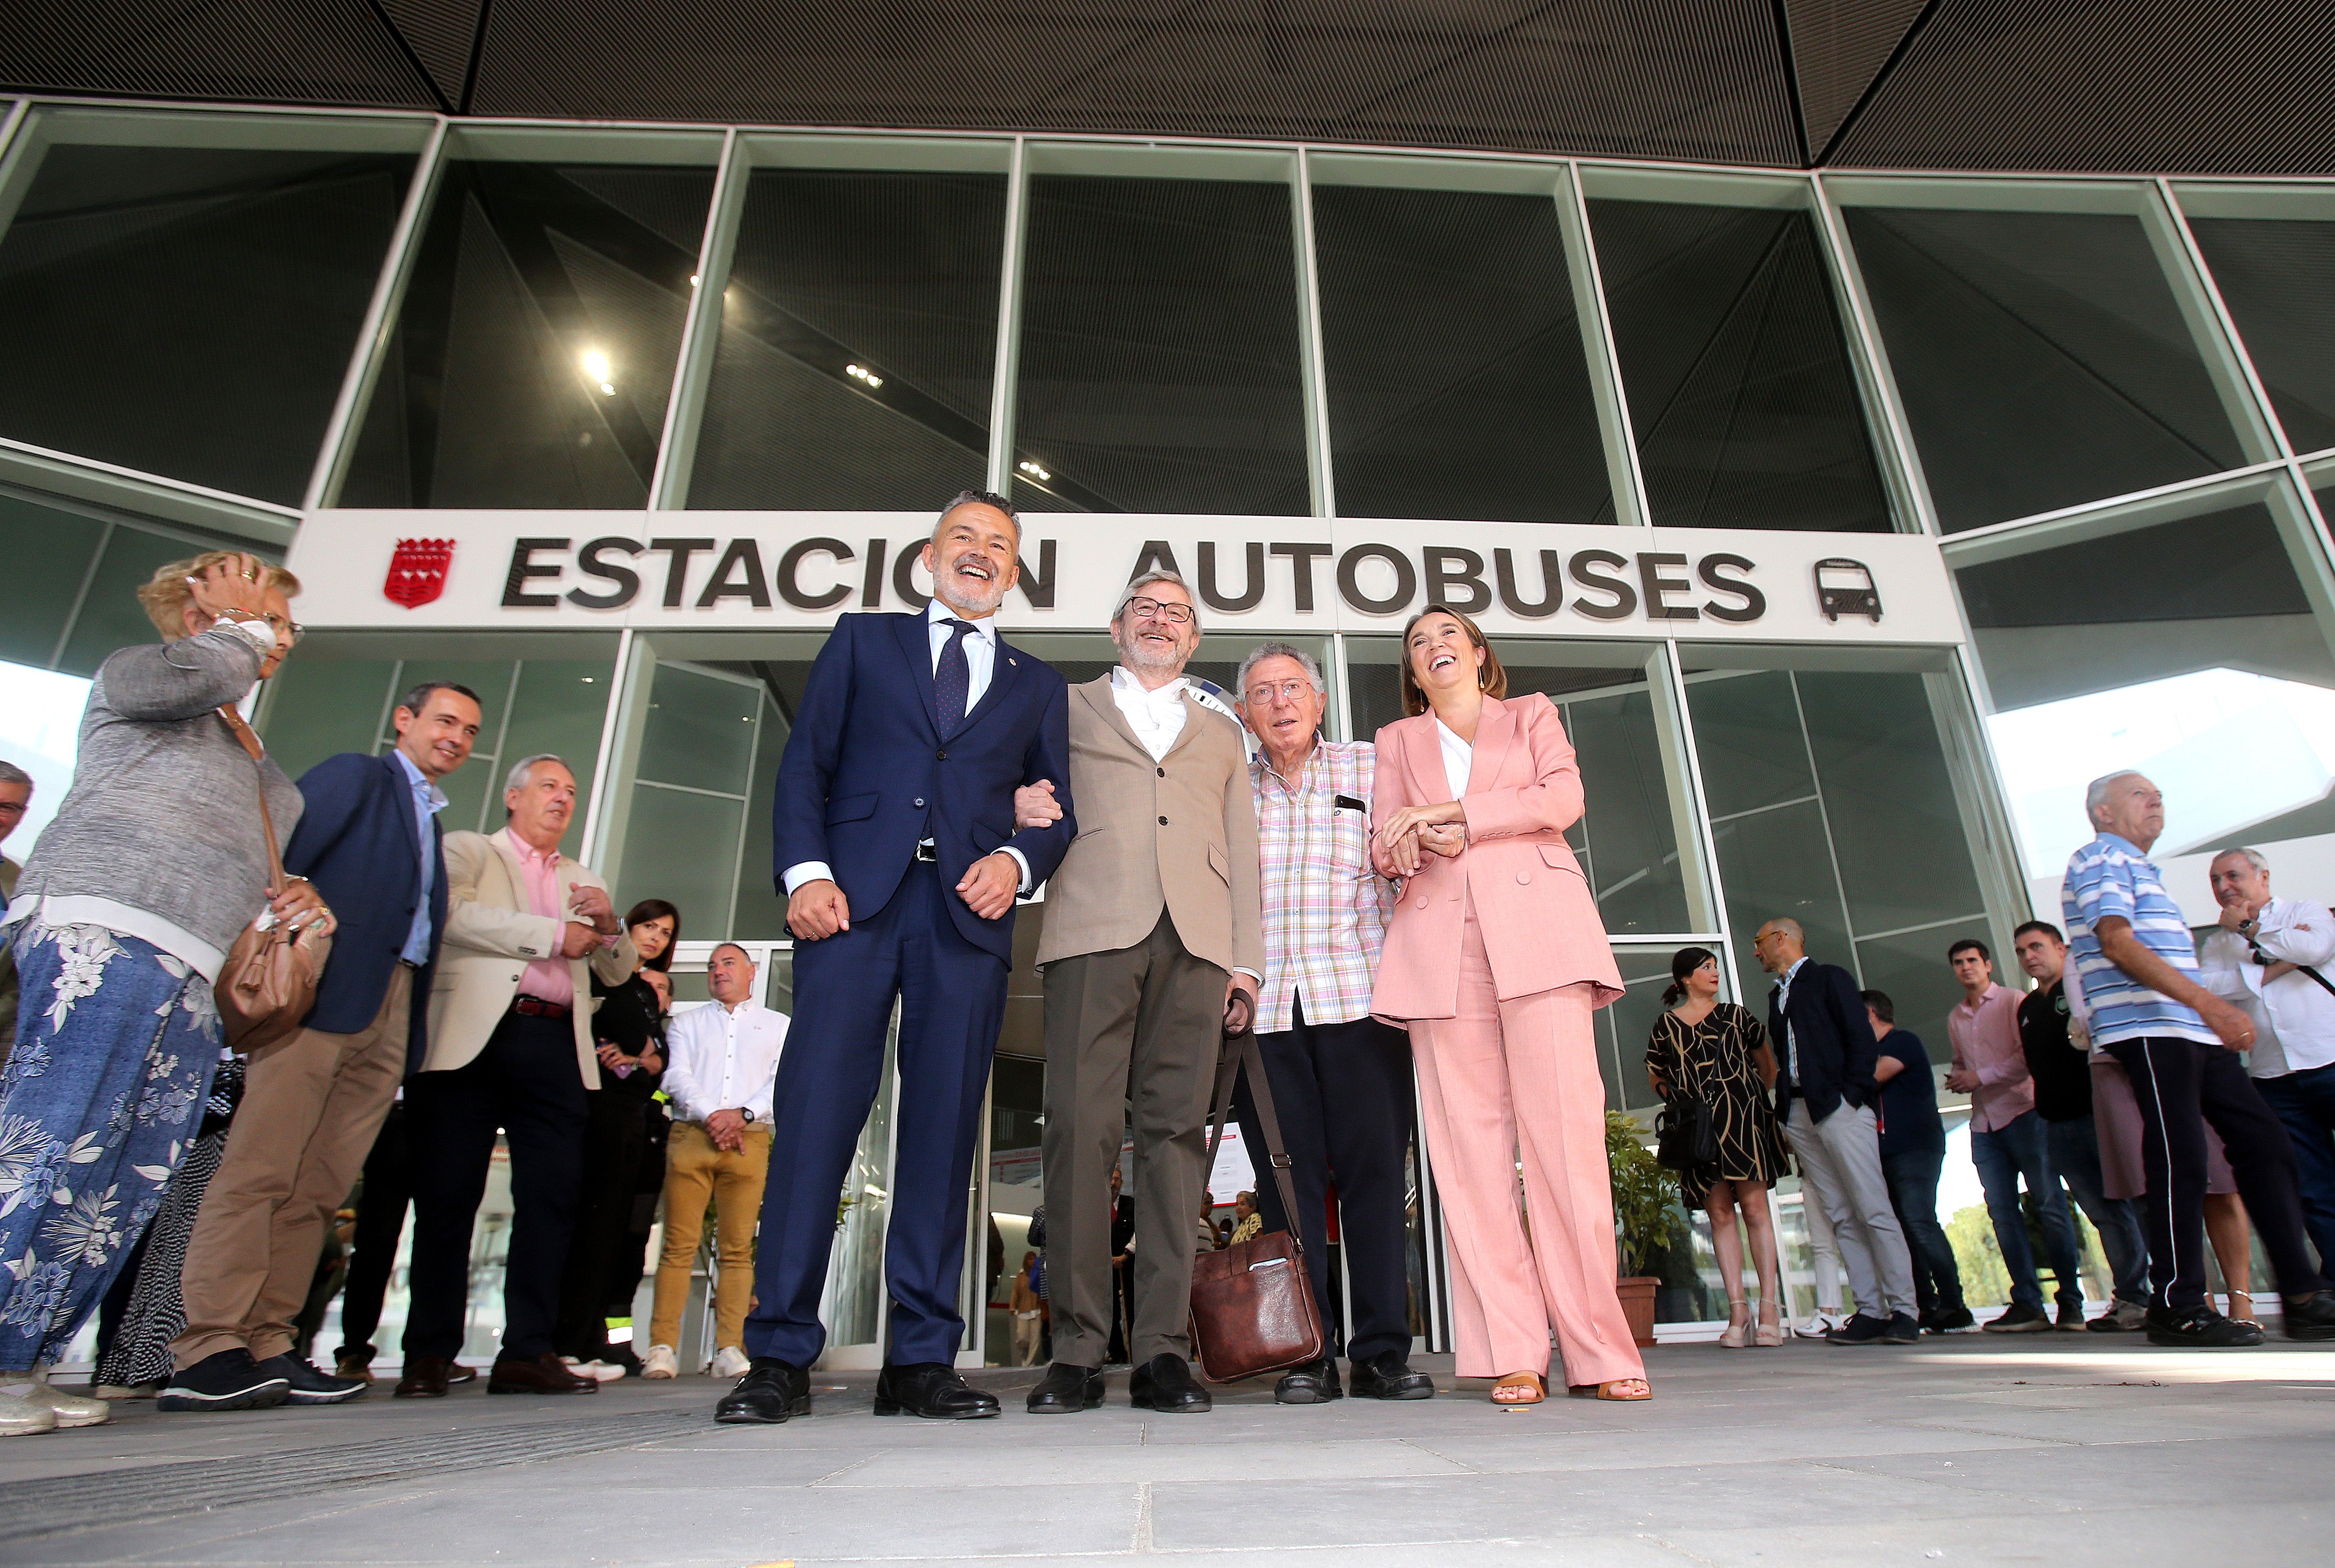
[743,863,1007,1367]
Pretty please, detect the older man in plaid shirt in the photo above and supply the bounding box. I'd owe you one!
[1230,641,1433,1406]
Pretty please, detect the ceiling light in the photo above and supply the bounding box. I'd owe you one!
[845,363,884,389]
[689,273,700,287]
[581,349,611,382]
[1018,459,1052,481]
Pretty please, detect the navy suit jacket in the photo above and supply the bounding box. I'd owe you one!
[772,612,1073,964]
[1767,957,1881,1122]
[282,751,446,1074]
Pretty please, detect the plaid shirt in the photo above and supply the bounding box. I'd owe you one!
[1251,739,1396,1032]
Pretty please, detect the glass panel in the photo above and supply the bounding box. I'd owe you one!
[688,167,1005,509]
[827,1015,900,1348]
[985,1054,1044,1366]
[618,785,743,936]
[57,524,218,678]
[1312,184,1609,523]
[1594,950,1684,1115]
[342,158,716,508]
[0,494,104,669]
[1841,204,2245,531]
[638,664,759,795]
[1588,199,1889,533]
[498,660,614,814]
[733,691,791,941]
[1012,174,1308,515]
[0,135,414,503]
[2182,214,2335,455]
[258,654,400,780]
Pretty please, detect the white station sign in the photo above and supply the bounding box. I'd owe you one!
[290,510,1964,644]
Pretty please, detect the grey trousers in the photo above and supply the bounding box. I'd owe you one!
[1041,911,1225,1368]
[1786,1099,1917,1321]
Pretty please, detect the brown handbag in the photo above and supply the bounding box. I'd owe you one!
[1188,1027,1327,1384]
[212,706,332,1052]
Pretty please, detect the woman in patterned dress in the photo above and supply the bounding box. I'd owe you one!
[1645,947,1791,1349]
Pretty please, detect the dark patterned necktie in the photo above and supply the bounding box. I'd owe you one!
[935,618,975,735]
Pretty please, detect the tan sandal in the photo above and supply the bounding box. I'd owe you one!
[1490,1372,1547,1406]
[1566,1378,1652,1402]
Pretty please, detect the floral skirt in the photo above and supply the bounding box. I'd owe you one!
[0,920,221,1371]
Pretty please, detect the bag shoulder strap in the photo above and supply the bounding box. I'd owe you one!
[1203,1030,1306,1255]
[2247,932,2335,1002]
[216,706,287,894]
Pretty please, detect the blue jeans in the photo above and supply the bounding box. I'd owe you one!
[2255,1061,2335,1273]
[1969,1108,2085,1311]
[1882,1146,1964,1314]
[0,920,221,1371]
[2044,1113,2149,1307]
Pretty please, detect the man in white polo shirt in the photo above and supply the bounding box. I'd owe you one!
[641,944,787,1380]
[2063,772,2335,1347]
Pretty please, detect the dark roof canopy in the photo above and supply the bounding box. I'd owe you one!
[7,1,2332,174]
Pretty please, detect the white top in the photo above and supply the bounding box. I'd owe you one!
[1111,666,1190,762]
[783,598,1028,896]
[1434,717,1472,799]
[2197,896,2335,1078]
[661,995,789,1125]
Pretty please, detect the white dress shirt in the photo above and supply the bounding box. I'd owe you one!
[662,995,789,1125]
[783,598,1030,896]
[1434,717,1472,798]
[2198,896,2335,1077]
[1773,955,1808,1086]
[1111,665,1189,761]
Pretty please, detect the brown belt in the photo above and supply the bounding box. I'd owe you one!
[511,994,571,1020]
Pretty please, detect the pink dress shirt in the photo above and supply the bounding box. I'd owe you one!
[1947,981,2034,1132]
[501,826,574,1007]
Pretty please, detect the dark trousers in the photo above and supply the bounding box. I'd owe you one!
[402,1012,589,1359]
[2102,1036,2331,1312]
[745,862,1006,1368]
[336,1101,412,1360]
[553,1089,652,1359]
[2255,1061,2335,1272]
[2045,1113,2150,1307]
[1881,1147,1964,1315]
[1232,995,1417,1363]
[1969,1108,2085,1311]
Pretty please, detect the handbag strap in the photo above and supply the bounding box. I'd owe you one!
[216,706,287,895]
[1202,1028,1306,1256]
[2246,932,2335,1002]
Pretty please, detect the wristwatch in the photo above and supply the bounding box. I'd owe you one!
[741,1108,756,1123]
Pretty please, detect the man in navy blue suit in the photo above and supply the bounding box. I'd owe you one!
[166,682,481,1409]
[719,492,1074,1425]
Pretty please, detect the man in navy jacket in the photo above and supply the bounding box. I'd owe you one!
[1756,916,1920,1347]
[721,493,1072,1425]
[166,682,480,1410]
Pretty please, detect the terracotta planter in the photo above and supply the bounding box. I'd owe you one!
[1616,1275,1660,1347]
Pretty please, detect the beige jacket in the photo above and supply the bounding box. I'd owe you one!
[1035,675,1264,976]
[424,828,637,1090]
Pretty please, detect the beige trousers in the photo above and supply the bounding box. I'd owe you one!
[648,1120,771,1353]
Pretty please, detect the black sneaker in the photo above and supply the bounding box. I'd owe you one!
[2087,1300,2147,1333]
[157,1349,293,1413]
[1882,1311,1921,1344]
[2144,1305,2264,1347]
[1925,1305,1977,1334]
[1826,1313,1893,1345]
[255,1352,367,1405]
[2280,1289,2335,1342]
[1982,1302,2051,1333]
[2055,1301,2088,1331]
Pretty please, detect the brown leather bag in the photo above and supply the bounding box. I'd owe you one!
[212,706,332,1052]
[1188,1028,1327,1384]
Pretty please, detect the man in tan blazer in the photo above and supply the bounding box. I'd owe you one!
[396,753,635,1400]
[1029,571,1263,1417]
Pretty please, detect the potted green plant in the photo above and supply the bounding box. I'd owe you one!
[1606,1111,1686,1347]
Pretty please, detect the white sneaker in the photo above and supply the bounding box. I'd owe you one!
[0,1390,59,1437]
[640,1344,678,1379]
[710,1345,751,1379]
[577,1359,626,1382]
[23,1374,110,1428]
[1794,1312,1842,1340]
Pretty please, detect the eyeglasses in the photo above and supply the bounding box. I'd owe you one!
[261,612,307,646]
[1121,596,1193,625]
[1244,679,1316,705]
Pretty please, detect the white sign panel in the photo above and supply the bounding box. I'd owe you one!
[290,510,1964,644]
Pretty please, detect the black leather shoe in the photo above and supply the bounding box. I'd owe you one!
[1128,1353,1212,1413]
[1273,1356,1342,1404]
[714,1358,811,1424]
[2282,1288,2335,1342]
[1347,1350,1434,1400]
[1026,1362,1105,1414]
[873,1361,999,1419]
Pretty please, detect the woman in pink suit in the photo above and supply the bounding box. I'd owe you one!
[1369,605,1649,1405]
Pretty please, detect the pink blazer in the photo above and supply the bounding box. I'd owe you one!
[1367,692,1624,1022]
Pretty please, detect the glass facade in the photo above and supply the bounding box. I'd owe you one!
[7,100,2335,1350]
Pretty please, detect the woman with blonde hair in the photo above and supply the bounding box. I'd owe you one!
[1367,604,1648,1405]
[0,552,326,1433]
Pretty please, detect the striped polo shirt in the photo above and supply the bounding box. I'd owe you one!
[2062,831,2217,1047]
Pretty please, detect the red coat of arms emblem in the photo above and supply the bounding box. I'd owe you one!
[384,538,454,609]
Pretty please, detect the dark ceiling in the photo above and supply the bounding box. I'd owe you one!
[6,1,2333,174]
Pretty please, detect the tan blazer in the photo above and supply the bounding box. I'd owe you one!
[1368,693,1623,1021]
[424,828,637,1090]
[1034,675,1265,977]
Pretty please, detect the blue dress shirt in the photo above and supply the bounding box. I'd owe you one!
[390,749,448,965]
